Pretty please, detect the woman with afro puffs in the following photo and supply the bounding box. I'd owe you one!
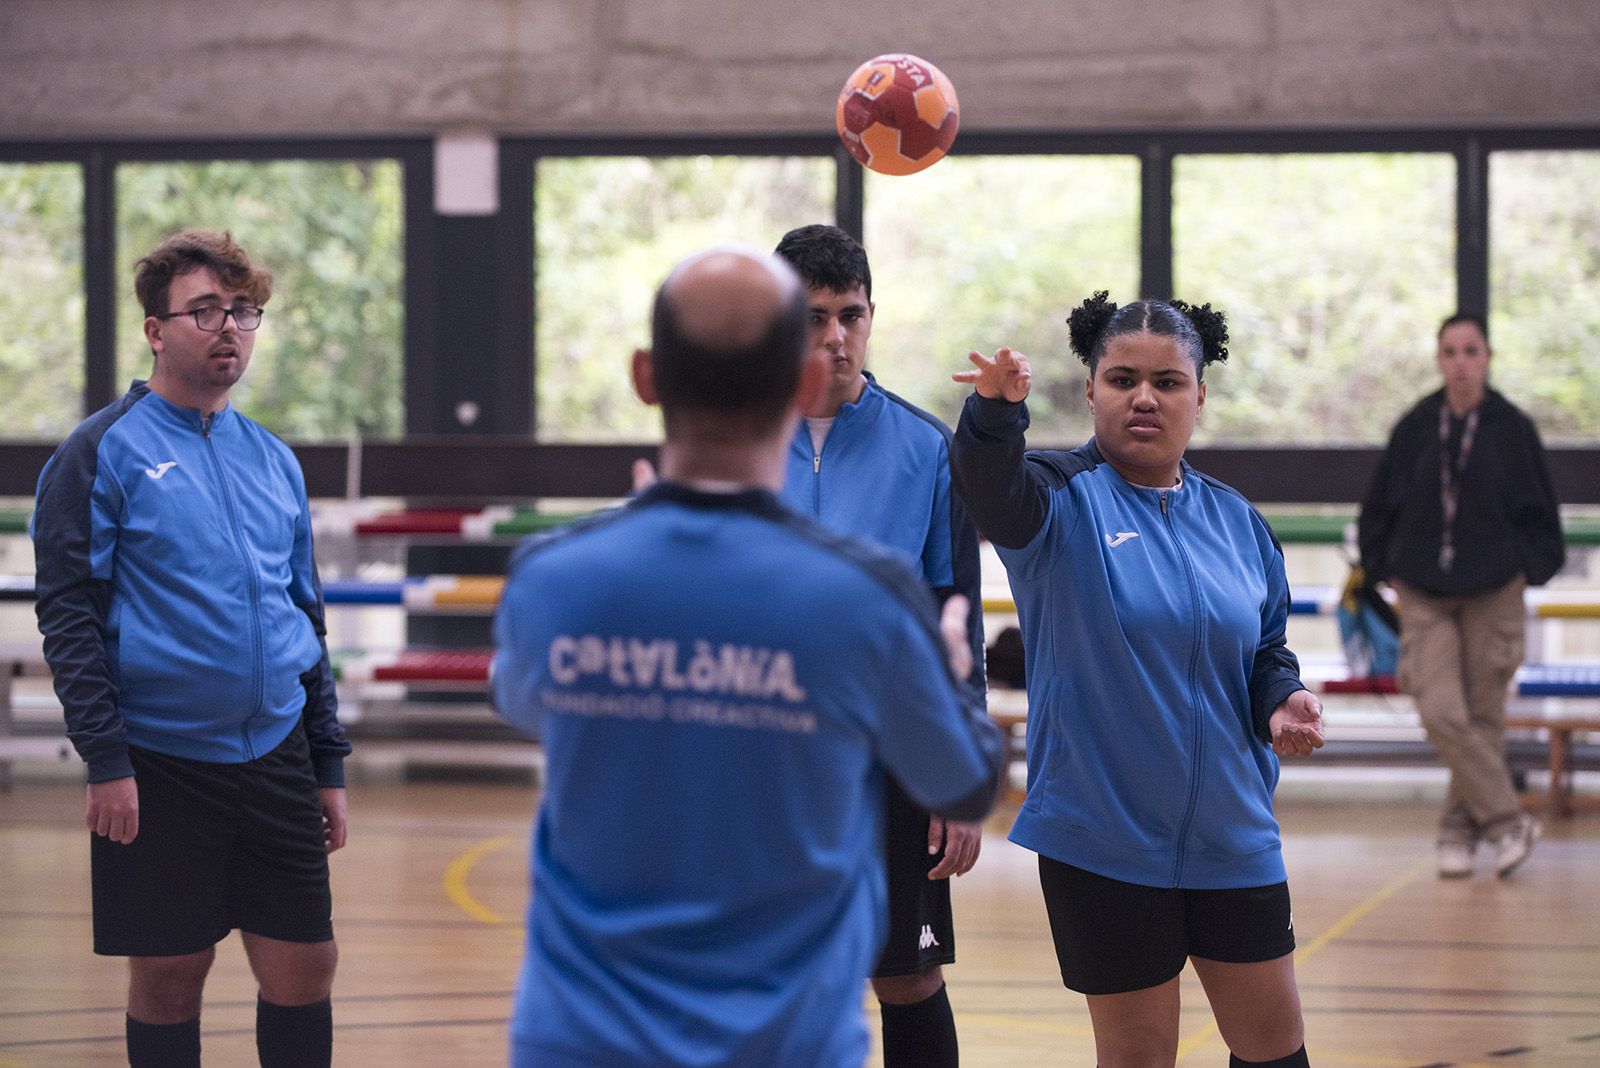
[950,293,1323,1067]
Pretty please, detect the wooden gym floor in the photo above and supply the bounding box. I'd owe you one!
[1,776,1597,1067]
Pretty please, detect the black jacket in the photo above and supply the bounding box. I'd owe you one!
[1358,388,1565,597]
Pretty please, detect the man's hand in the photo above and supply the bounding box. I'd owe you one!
[1270,690,1326,757]
[319,788,349,852]
[631,458,658,493]
[927,817,982,879]
[86,777,139,844]
[939,595,973,681]
[952,347,1032,403]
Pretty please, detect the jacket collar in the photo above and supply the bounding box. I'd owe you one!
[637,479,788,522]
[1084,436,1192,503]
[1426,386,1510,420]
[132,379,236,433]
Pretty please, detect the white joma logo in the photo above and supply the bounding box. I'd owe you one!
[1104,531,1139,548]
[918,924,940,950]
[144,461,178,480]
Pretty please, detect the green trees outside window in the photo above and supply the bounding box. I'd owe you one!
[535,155,833,441]
[1490,150,1600,441]
[6,144,1598,449]
[117,159,405,438]
[1174,153,1456,443]
[0,164,84,438]
[865,156,1140,439]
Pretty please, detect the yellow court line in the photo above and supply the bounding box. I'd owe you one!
[442,837,1444,1064]
[1175,855,1433,1062]
[442,833,521,927]
[1291,855,1433,962]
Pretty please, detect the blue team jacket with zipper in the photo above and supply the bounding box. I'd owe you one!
[493,482,1002,1067]
[781,372,986,676]
[32,382,348,785]
[952,393,1304,889]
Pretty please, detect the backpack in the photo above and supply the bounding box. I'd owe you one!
[1337,566,1400,677]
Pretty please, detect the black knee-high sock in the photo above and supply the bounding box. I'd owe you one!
[126,1015,200,1068]
[256,997,332,1068]
[880,982,958,1068]
[1230,1045,1309,1067]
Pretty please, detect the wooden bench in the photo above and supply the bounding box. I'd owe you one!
[1504,710,1600,818]
[1320,667,1600,818]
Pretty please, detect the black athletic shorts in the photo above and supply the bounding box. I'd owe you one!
[90,725,334,957]
[873,778,955,978]
[1038,854,1295,995]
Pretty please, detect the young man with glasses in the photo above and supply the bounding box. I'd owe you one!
[32,229,349,1068]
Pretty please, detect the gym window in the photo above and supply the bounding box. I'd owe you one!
[0,162,85,439]
[533,154,834,441]
[1488,148,1600,442]
[116,158,406,438]
[864,154,1140,439]
[1172,152,1456,444]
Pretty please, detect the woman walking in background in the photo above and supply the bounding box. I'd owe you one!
[1359,312,1565,879]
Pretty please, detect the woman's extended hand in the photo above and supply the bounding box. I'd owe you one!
[1270,690,1326,757]
[952,347,1032,403]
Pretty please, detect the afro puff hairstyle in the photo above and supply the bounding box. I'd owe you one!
[1066,291,1228,380]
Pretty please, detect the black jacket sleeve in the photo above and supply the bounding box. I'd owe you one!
[934,435,988,694]
[1248,542,1307,743]
[950,392,1053,550]
[289,484,351,788]
[1357,420,1410,582]
[32,431,133,782]
[1513,416,1566,587]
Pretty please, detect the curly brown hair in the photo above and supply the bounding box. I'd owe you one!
[134,229,272,318]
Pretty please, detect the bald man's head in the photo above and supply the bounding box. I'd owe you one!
[648,246,809,438]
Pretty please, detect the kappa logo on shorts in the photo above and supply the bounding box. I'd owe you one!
[144,461,178,481]
[918,924,940,950]
[1103,530,1139,548]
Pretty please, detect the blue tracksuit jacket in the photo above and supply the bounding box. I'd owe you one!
[32,382,348,785]
[952,393,1304,889]
[492,481,1003,1068]
[781,372,985,680]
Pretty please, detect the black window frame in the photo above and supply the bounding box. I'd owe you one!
[3,125,1598,502]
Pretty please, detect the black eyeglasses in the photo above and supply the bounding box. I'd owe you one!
[154,305,265,332]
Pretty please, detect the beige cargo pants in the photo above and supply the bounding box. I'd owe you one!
[1393,575,1527,845]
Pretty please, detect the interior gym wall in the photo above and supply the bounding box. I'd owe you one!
[3,0,1600,138]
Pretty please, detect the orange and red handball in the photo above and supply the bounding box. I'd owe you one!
[835,53,960,176]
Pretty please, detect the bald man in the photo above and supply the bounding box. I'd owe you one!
[492,246,1004,1067]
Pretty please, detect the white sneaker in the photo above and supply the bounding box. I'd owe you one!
[1437,841,1474,879]
[1493,815,1543,878]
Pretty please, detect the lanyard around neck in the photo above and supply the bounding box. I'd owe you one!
[1437,402,1480,572]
